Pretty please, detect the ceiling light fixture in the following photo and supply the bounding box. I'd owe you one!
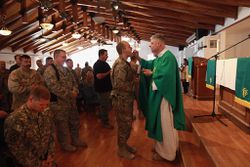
[0,15,12,36]
[112,2,119,10]
[62,42,69,46]
[40,22,54,30]
[77,46,83,50]
[122,36,130,42]
[72,32,81,39]
[0,27,12,36]
[112,29,119,34]
[90,39,98,44]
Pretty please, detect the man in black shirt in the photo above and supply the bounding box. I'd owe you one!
[93,49,113,129]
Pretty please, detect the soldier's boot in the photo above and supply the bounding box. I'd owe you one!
[126,144,137,154]
[118,146,135,160]
[72,138,88,148]
[62,144,77,152]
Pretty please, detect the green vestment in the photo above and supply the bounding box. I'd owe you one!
[139,50,186,142]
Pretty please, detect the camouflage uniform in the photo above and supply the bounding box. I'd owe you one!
[82,66,93,83]
[111,57,135,148]
[43,63,80,148]
[37,66,46,76]
[4,104,55,167]
[74,67,82,82]
[8,68,43,111]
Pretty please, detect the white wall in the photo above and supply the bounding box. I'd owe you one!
[70,40,180,68]
[215,7,250,33]
[0,47,50,69]
[69,42,118,68]
[138,40,179,61]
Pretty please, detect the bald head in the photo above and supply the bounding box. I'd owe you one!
[116,41,132,59]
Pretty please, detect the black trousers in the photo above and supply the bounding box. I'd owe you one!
[182,81,189,94]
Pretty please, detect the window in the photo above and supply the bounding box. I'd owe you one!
[210,40,217,48]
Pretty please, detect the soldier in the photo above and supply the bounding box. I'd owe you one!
[8,55,43,111]
[9,54,21,73]
[66,59,80,86]
[74,63,82,82]
[36,59,46,76]
[44,49,86,152]
[45,57,53,68]
[82,61,93,83]
[111,41,136,160]
[4,86,55,167]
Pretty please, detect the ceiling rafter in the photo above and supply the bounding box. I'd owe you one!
[0,0,246,50]
[121,0,238,18]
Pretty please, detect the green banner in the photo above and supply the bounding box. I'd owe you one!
[235,58,250,108]
[188,57,193,77]
[206,60,215,90]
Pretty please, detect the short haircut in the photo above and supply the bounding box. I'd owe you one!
[29,85,50,100]
[54,49,66,59]
[20,55,31,60]
[184,58,188,65]
[46,57,53,63]
[85,62,89,66]
[66,58,72,63]
[98,49,107,57]
[36,59,42,63]
[116,41,126,55]
[14,55,21,60]
[150,34,166,44]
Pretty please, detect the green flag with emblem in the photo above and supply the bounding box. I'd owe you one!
[235,57,250,108]
[188,57,193,77]
[206,60,215,90]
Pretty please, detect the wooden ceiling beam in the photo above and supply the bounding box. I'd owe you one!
[35,32,74,53]
[104,20,191,39]
[121,0,237,18]
[128,21,194,34]
[139,34,185,46]
[137,31,187,43]
[31,20,81,52]
[122,5,224,25]
[68,43,97,55]
[129,13,215,30]
[59,40,90,51]
[47,39,90,54]
[42,38,77,54]
[0,21,39,50]
[13,29,59,52]
[132,28,189,40]
[126,16,215,30]
[192,0,250,7]
[0,28,40,50]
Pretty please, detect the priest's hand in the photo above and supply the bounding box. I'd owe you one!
[143,69,153,76]
[132,50,141,61]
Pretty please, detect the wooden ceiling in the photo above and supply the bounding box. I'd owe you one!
[0,0,249,55]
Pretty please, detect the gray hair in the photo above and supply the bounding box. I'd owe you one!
[150,34,165,44]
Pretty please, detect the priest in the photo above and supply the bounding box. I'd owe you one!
[135,34,186,161]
